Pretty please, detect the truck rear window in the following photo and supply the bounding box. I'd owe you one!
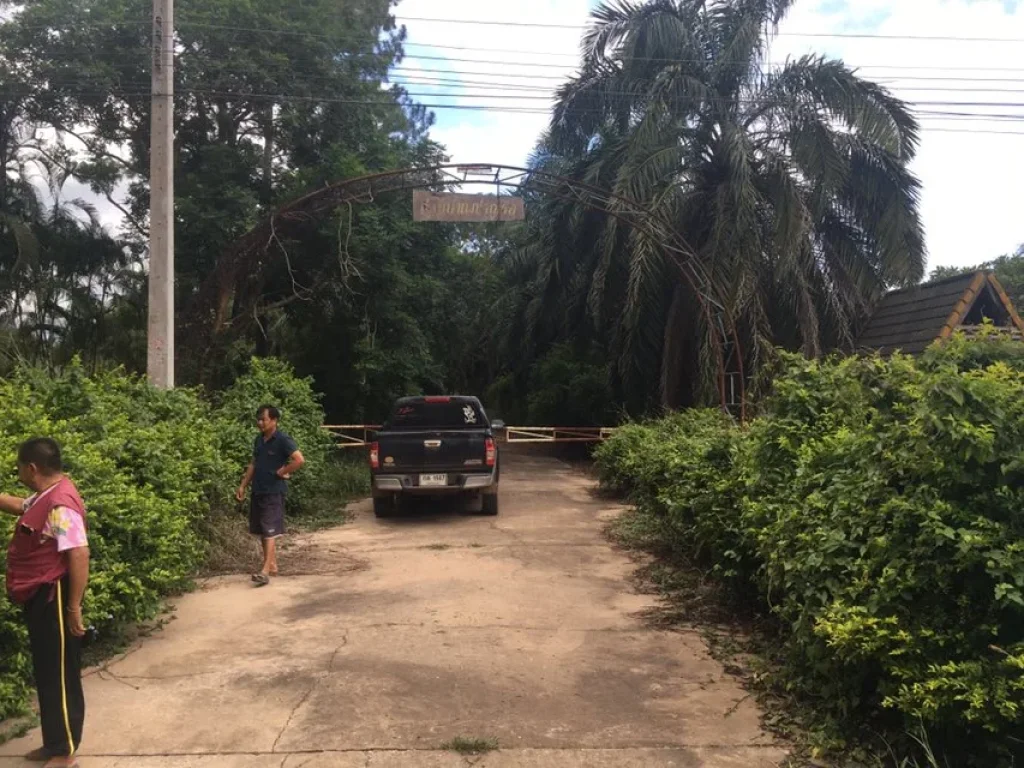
[387,400,485,429]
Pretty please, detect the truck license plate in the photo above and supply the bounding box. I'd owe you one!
[419,474,448,487]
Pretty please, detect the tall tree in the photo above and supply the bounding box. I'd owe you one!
[504,0,926,409]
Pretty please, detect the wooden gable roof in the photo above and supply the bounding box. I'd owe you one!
[857,271,1024,356]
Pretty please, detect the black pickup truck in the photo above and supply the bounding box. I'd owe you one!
[369,395,502,517]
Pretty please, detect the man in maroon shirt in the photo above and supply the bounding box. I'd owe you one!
[1,438,90,767]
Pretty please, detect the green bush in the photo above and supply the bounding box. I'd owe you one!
[596,336,1024,765]
[0,366,222,717]
[526,343,616,427]
[0,356,348,719]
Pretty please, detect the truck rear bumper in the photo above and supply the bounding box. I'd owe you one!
[374,473,496,493]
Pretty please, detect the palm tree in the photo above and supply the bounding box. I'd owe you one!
[0,147,124,368]
[509,0,926,409]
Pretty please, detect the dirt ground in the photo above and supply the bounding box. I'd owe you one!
[0,454,787,767]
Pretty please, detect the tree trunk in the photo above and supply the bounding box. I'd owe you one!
[261,104,275,203]
[659,285,696,410]
[0,102,8,212]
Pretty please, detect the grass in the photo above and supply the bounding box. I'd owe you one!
[290,454,370,533]
[422,543,451,551]
[440,736,499,755]
[0,714,37,746]
[203,452,369,574]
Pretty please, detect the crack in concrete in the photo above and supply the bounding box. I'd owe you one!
[117,671,213,681]
[272,631,350,754]
[95,668,141,691]
[284,755,319,768]
[84,643,145,680]
[343,620,699,634]
[53,744,785,757]
[344,542,612,555]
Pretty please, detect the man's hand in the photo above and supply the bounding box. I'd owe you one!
[276,450,305,481]
[66,606,86,637]
[237,463,255,503]
[66,546,89,637]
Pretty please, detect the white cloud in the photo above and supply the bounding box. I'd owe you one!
[395,0,591,166]
[399,0,1024,272]
[774,0,1024,270]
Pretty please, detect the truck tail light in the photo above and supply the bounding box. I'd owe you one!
[485,438,496,467]
[369,442,380,469]
[424,396,451,403]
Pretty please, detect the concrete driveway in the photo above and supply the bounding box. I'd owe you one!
[0,453,786,767]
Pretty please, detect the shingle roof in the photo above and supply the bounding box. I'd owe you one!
[857,271,1024,356]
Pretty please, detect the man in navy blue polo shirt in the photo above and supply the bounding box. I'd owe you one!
[235,405,305,586]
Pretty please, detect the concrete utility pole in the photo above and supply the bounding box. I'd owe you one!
[147,0,175,388]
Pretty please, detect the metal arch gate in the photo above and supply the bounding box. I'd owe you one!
[184,163,746,419]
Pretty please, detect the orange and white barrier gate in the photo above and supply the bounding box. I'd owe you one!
[323,425,381,449]
[322,425,615,449]
[503,426,615,443]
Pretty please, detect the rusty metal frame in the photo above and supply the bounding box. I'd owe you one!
[187,163,746,418]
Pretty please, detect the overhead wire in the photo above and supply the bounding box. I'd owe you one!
[2,15,1023,136]
[3,83,1023,133]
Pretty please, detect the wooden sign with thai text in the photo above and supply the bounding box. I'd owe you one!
[413,190,525,222]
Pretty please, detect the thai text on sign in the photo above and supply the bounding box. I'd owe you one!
[413,190,525,222]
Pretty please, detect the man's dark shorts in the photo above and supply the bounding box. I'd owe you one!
[250,493,285,539]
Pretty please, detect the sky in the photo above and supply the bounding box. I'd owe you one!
[392,0,1024,273]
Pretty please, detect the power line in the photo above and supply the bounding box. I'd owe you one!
[923,127,1024,134]
[12,14,1024,58]
[12,34,1024,83]
[395,15,1024,43]
[2,86,1023,136]
[8,74,1024,117]
[12,86,1024,125]
[392,65,1024,85]
[392,74,1024,95]
[9,77,1024,113]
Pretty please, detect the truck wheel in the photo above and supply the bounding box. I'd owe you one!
[481,492,499,516]
[373,494,396,518]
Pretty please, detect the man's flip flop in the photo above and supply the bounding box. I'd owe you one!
[252,573,270,587]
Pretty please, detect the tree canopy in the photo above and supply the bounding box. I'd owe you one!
[0,0,930,423]
[494,0,926,411]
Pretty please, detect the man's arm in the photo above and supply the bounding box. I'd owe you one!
[65,547,90,637]
[236,462,255,502]
[277,450,305,479]
[0,493,26,516]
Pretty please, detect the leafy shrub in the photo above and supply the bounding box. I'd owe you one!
[526,343,616,427]
[0,365,222,717]
[0,356,348,719]
[596,336,1024,764]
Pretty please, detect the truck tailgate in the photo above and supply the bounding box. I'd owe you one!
[377,429,488,472]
